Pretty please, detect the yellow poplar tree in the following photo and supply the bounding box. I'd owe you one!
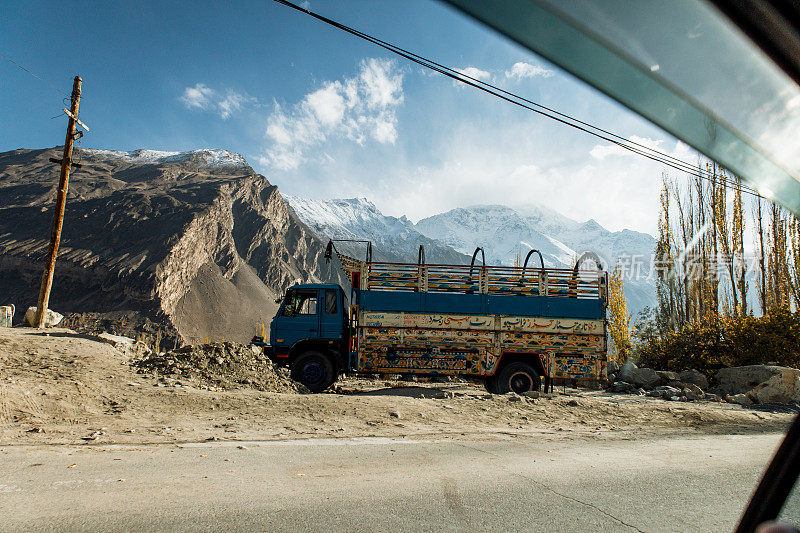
[608,264,631,362]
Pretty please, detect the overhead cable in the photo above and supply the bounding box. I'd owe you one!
[273,0,762,197]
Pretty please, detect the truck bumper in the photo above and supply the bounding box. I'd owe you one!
[250,341,291,366]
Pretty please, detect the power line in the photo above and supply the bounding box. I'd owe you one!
[0,52,68,98]
[272,0,762,198]
[274,0,754,195]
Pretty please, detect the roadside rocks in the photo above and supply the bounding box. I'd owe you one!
[726,393,754,406]
[23,306,63,328]
[608,363,711,403]
[656,371,680,383]
[710,366,800,408]
[629,367,662,389]
[678,369,709,390]
[133,342,308,393]
[96,332,151,358]
[644,384,705,402]
[751,369,800,404]
[611,381,637,394]
[714,365,792,396]
[609,362,800,408]
[647,385,681,399]
[617,362,637,384]
[682,384,705,401]
[617,363,661,389]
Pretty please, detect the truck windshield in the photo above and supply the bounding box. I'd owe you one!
[282,290,318,316]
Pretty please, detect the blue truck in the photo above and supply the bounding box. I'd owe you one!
[254,240,608,393]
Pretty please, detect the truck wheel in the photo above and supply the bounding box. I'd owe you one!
[494,362,541,394]
[291,350,336,393]
[483,375,500,394]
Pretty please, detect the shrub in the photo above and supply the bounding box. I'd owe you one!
[634,309,800,373]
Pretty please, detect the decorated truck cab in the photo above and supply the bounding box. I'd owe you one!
[256,240,608,393]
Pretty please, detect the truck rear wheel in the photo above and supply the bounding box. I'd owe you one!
[291,350,336,393]
[494,362,541,394]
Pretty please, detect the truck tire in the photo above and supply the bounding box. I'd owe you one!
[483,375,500,394]
[494,362,541,394]
[291,350,336,393]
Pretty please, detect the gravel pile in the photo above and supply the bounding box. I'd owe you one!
[133,342,308,393]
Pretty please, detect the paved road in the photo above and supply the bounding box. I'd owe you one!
[0,432,791,532]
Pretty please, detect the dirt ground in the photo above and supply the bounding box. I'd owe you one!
[0,327,794,446]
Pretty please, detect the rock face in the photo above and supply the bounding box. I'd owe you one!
[618,362,638,383]
[22,306,63,328]
[0,147,342,345]
[618,363,661,389]
[752,370,800,403]
[714,365,793,396]
[678,369,709,391]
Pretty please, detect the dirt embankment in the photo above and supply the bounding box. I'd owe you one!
[0,327,794,447]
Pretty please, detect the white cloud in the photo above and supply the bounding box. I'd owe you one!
[180,84,254,120]
[300,0,311,9]
[217,91,251,120]
[305,82,347,127]
[262,58,404,170]
[505,62,554,80]
[457,66,491,81]
[180,83,214,110]
[372,116,398,144]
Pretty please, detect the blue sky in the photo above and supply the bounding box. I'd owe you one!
[0,0,694,235]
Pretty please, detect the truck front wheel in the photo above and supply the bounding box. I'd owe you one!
[291,350,336,393]
[483,375,500,394]
[494,362,541,394]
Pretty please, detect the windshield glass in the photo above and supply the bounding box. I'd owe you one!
[448,0,800,213]
[3,1,800,531]
[282,290,318,316]
[779,481,800,524]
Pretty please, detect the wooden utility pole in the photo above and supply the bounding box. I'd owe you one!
[34,76,83,328]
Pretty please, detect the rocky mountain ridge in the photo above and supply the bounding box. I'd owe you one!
[0,147,340,345]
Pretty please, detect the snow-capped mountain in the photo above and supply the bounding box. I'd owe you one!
[515,204,656,269]
[284,197,469,264]
[415,205,575,268]
[83,148,249,169]
[285,196,657,314]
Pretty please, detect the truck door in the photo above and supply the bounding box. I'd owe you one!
[319,288,343,340]
[277,288,321,345]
